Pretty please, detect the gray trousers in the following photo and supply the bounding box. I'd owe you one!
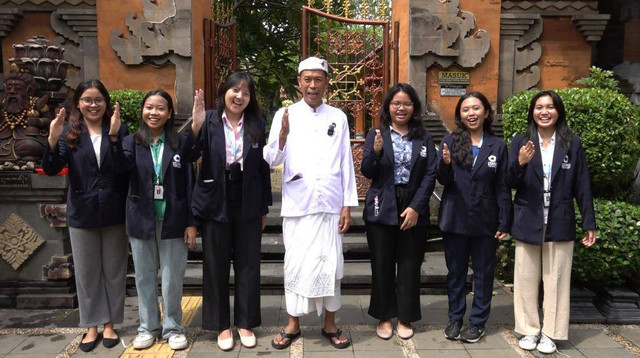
[69,224,128,327]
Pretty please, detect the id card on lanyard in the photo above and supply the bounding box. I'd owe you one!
[223,119,243,166]
[151,142,164,200]
[543,163,551,208]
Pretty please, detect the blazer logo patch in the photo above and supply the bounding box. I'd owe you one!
[562,155,571,169]
[172,154,182,168]
[487,154,497,168]
[374,195,380,216]
[420,145,427,158]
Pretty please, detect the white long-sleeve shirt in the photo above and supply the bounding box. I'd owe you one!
[264,100,358,217]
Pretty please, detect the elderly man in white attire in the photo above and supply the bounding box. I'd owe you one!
[264,56,358,350]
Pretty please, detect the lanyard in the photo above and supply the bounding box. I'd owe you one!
[223,121,243,162]
[543,157,552,192]
[471,135,483,167]
[150,142,164,185]
[541,143,554,192]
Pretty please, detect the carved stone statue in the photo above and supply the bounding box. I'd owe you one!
[0,65,52,168]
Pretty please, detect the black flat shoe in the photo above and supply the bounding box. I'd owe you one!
[79,332,102,352]
[103,330,120,348]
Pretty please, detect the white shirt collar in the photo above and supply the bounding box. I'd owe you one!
[299,100,326,114]
[538,131,556,146]
[222,111,244,127]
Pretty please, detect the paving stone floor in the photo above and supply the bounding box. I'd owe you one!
[0,285,638,358]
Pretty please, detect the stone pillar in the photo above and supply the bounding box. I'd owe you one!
[498,14,542,107]
[0,173,75,308]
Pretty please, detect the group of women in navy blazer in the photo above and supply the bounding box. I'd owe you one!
[437,92,511,343]
[362,87,596,347]
[361,83,437,340]
[44,80,129,352]
[190,72,272,351]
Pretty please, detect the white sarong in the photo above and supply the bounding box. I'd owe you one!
[282,212,344,316]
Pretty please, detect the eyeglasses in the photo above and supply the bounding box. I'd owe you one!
[80,97,106,106]
[390,102,413,109]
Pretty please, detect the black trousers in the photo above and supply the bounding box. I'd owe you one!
[201,178,262,331]
[366,186,427,323]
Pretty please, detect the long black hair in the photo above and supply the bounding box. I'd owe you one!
[451,92,494,169]
[216,71,262,144]
[134,89,179,150]
[525,90,572,150]
[378,82,424,139]
[66,79,113,150]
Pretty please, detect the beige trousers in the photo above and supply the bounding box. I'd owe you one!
[513,239,574,340]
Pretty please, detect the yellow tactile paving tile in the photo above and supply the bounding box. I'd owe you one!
[120,296,202,358]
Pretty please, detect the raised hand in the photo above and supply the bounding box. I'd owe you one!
[191,89,205,137]
[442,142,451,165]
[518,140,535,166]
[373,129,383,155]
[278,105,289,150]
[109,102,121,136]
[48,107,66,150]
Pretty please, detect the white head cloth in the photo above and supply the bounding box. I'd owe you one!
[298,56,329,75]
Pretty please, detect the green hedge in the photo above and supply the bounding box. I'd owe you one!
[573,199,640,286]
[497,199,640,286]
[109,89,146,134]
[502,88,640,199]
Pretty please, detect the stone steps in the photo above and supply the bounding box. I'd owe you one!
[127,252,467,295]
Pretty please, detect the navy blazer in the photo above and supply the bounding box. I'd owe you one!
[116,133,199,240]
[191,110,272,223]
[361,127,437,227]
[42,121,128,228]
[506,132,596,245]
[437,133,512,237]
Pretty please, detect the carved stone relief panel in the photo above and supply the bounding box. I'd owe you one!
[110,0,193,115]
[498,1,609,105]
[501,1,599,16]
[50,9,98,89]
[409,0,491,109]
[39,203,67,228]
[499,13,542,105]
[0,213,45,270]
[410,0,490,68]
[0,8,23,38]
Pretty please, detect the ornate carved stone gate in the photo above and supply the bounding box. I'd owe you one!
[203,19,236,109]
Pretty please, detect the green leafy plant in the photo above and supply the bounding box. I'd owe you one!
[109,89,146,134]
[573,199,640,286]
[502,88,640,199]
[576,66,620,91]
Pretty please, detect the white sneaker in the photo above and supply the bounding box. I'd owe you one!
[518,335,539,351]
[133,333,156,349]
[536,333,557,354]
[168,333,188,350]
